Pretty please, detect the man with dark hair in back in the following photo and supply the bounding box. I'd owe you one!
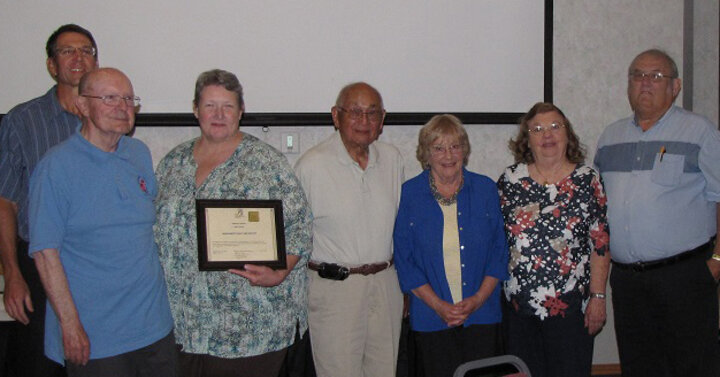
[0,24,98,376]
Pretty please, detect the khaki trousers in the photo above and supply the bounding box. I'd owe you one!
[308,267,403,377]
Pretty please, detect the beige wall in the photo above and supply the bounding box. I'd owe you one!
[133,0,717,365]
[694,0,719,126]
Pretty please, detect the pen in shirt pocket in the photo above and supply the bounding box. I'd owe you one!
[659,146,666,162]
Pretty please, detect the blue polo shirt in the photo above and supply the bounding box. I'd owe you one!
[28,132,173,364]
[594,106,720,263]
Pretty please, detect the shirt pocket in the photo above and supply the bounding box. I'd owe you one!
[650,153,684,187]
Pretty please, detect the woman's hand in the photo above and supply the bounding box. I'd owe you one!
[447,276,497,325]
[433,300,466,327]
[584,297,606,335]
[229,264,291,287]
[453,296,483,319]
[229,255,300,287]
[412,284,465,327]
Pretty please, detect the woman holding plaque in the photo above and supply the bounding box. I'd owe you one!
[154,69,312,377]
[393,114,508,376]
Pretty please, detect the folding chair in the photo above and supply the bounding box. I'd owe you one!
[453,354,532,377]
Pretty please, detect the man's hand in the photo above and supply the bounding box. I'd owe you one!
[61,318,90,366]
[584,297,607,335]
[3,275,32,324]
[0,197,29,323]
[33,248,89,365]
[706,257,720,282]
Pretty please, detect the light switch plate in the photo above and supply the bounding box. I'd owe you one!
[280,132,299,154]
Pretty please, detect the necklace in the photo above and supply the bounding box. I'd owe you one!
[534,164,552,187]
[533,163,566,187]
[429,173,463,206]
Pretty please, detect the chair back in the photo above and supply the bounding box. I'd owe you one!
[453,354,531,377]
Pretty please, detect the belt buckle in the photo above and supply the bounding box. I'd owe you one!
[631,261,647,272]
[357,264,373,276]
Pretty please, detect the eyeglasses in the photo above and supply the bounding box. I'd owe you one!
[81,94,141,107]
[528,122,564,134]
[628,71,676,83]
[430,144,463,155]
[337,107,384,123]
[55,46,97,58]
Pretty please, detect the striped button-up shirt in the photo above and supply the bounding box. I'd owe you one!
[0,86,79,241]
[594,106,720,263]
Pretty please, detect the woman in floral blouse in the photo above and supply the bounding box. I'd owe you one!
[497,102,610,377]
[154,69,312,377]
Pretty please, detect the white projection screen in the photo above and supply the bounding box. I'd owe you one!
[0,1,550,126]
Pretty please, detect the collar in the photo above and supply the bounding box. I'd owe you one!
[631,105,677,132]
[331,131,379,169]
[72,131,131,162]
[46,85,74,121]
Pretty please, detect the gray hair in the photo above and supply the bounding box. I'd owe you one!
[416,114,470,170]
[630,49,679,78]
[193,69,244,109]
[335,82,383,109]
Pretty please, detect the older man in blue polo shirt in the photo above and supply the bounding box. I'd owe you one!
[28,68,175,377]
[594,49,720,377]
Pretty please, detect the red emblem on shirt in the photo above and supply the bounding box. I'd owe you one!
[138,177,147,193]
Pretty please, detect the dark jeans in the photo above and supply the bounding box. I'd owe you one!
[503,301,593,377]
[6,239,65,377]
[66,331,177,377]
[611,247,720,377]
[414,323,500,377]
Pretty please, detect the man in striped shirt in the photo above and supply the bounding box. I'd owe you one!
[0,24,98,376]
[594,49,720,377]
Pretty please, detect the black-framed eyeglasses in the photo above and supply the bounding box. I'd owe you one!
[628,71,676,83]
[81,94,141,107]
[337,107,384,123]
[55,46,96,58]
[528,122,564,134]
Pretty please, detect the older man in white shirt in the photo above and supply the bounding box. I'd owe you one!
[295,82,404,377]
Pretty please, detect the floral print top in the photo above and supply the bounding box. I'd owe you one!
[497,163,609,319]
[154,133,312,357]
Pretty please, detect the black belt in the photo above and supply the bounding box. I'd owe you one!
[612,239,714,272]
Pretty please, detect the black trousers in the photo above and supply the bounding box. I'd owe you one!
[5,239,65,377]
[503,301,593,377]
[414,323,500,377]
[611,246,720,377]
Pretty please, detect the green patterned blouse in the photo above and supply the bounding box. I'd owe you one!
[154,133,312,358]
